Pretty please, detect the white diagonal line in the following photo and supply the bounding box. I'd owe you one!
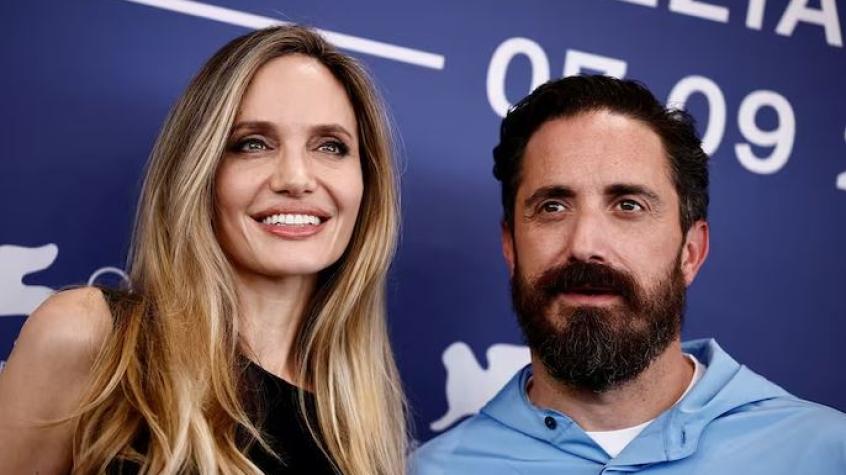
[121,0,446,70]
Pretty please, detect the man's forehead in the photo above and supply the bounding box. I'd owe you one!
[520,111,674,193]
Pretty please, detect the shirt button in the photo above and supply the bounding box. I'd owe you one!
[544,416,557,430]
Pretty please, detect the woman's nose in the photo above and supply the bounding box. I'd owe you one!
[269,149,317,196]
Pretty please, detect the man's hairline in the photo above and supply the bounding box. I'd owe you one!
[501,108,695,233]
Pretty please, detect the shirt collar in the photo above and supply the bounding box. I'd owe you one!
[480,362,608,463]
[479,339,787,466]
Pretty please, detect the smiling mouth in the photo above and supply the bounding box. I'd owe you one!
[256,212,326,227]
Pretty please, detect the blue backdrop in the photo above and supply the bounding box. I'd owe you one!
[1,0,845,443]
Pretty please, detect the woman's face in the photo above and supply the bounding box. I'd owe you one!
[214,54,364,280]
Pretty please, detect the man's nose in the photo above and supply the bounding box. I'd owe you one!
[269,149,317,196]
[566,211,609,264]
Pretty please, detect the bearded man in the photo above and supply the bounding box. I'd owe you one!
[412,75,846,474]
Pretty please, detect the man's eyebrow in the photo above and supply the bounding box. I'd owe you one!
[605,183,661,204]
[523,185,575,208]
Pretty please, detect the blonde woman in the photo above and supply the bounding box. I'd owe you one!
[0,26,406,474]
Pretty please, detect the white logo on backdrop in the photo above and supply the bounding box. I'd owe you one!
[430,341,530,431]
[0,243,130,371]
[0,244,130,318]
[0,244,59,317]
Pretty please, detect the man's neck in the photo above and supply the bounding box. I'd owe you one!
[527,340,693,431]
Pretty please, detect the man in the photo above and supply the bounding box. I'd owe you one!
[412,76,846,474]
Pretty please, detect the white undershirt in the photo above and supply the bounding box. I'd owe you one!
[585,353,705,458]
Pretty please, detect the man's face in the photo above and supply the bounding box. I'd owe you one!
[503,110,708,392]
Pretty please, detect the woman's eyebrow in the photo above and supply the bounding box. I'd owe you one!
[229,120,274,134]
[310,123,355,141]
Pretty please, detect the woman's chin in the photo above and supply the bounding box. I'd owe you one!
[250,260,339,281]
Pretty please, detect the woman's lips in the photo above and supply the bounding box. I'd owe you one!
[257,220,327,239]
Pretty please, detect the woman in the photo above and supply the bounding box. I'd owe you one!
[0,25,406,474]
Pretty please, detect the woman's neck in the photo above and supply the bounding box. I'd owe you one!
[233,270,316,384]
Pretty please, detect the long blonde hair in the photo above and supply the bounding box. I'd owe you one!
[72,26,406,474]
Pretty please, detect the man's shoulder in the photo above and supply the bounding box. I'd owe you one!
[411,412,537,475]
[737,393,846,437]
[699,371,846,465]
[686,338,846,439]
[413,413,505,459]
[694,395,846,471]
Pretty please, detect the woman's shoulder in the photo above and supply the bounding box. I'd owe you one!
[1,287,116,403]
[0,287,116,472]
[19,287,114,359]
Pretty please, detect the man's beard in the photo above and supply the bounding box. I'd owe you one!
[511,255,686,393]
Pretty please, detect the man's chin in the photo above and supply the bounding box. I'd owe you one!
[537,308,673,392]
[551,370,628,394]
[546,300,628,329]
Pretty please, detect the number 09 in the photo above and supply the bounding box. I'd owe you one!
[735,90,796,175]
[668,77,796,175]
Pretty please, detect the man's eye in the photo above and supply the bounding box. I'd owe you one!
[317,140,349,156]
[617,199,644,212]
[540,201,566,213]
[231,137,269,153]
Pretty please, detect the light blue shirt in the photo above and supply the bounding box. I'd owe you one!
[412,339,846,474]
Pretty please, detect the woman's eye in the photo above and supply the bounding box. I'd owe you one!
[617,199,644,212]
[232,137,269,153]
[317,140,349,156]
[540,201,566,214]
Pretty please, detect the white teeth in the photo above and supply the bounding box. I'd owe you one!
[261,213,322,226]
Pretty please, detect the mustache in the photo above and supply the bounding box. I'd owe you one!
[534,260,639,305]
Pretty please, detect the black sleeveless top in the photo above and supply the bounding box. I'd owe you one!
[100,289,337,474]
[239,358,338,474]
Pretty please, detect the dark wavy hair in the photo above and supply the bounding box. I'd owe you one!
[493,75,709,231]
